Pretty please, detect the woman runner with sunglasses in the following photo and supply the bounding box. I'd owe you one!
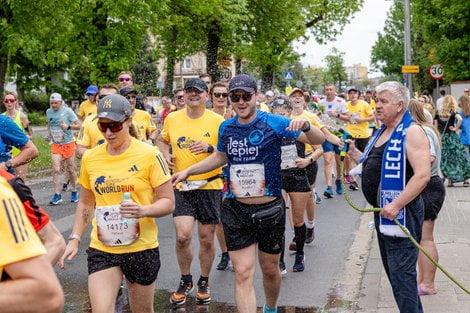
[60,94,175,313]
[2,92,33,180]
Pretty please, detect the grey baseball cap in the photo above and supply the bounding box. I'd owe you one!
[94,94,132,121]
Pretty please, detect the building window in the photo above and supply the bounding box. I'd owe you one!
[182,58,192,70]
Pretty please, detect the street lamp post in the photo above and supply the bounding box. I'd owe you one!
[404,0,413,96]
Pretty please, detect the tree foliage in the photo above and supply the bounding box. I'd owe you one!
[371,0,469,91]
[324,48,348,91]
[131,35,160,96]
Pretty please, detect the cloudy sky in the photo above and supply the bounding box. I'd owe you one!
[294,0,393,75]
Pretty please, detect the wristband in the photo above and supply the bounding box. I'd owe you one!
[68,233,81,242]
[336,113,340,118]
[302,122,311,133]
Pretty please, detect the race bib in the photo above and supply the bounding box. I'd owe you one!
[229,164,265,198]
[50,129,64,143]
[280,144,298,169]
[95,205,140,246]
[179,179,208,191]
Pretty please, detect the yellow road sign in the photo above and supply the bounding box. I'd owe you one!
[402,65,420,73]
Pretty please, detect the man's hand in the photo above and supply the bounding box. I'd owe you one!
[171,170,190,187]
[286,118,309,131]
[295,157,311,169]
[59,121,69,131]
[380,202,402,221]
[163,153,175,169]
[188,140,210,155]
[58,240,79,270]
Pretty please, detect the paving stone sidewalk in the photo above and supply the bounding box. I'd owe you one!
[357,184,470,313]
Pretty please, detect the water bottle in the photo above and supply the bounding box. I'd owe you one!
[121,192,137,223]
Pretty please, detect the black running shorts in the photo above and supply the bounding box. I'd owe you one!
[87,247,160,286]
[282,170,311,193]
[421,175,445,221]
[221,198,285,254]
[305,160,318,186]
[173,189,222,224]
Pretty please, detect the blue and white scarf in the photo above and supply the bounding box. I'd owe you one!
[359,110,413,237]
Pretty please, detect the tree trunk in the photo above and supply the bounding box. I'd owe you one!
[163,26,177,97]
[235,58,242,75]
[0,53,7,99]
[261,65,274,92]
[206,21,221,82]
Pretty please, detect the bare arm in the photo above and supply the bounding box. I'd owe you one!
[381,125,431,220]
[58,187,95,269]
[75,144,89,159]
[120,180,175,218]
[20,112,32,138]
[37,222,66,265]
[321,126,342,146]
[171,151,227,186]
[0,255,64,313]
[10,140,39,168]
[450,114,462,132]
[296,124,325,146]
[156,133,174,169]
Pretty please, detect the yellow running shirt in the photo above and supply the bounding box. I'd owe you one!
[291,110,324,153]
[79,138,171,254]
[161,109,224,190]
[346,100,373,138]
[0,177,46,279]
[78,100,97,119]
[133,109,156,140]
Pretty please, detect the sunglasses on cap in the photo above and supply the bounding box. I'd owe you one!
[213,92,228,98]
[229,92,254,103]
[125,95,137,100]
[97,118,128,133]
[4,98,15,103]
[119,77,132,82]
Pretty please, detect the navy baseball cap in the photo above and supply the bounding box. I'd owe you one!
[229,74,257,93]
[120,86,137,96]
[95,94,132,122]
[85,85,99,95]
[184,78,209,92]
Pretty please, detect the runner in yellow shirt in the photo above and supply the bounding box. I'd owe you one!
[77,85,99,120]
[0,176,64,312]
[120,87,157,142]
[157,78,224,306]
[60,94,174,313]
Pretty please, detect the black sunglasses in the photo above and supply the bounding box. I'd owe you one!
[213,92,228,98]
[125,95,137,100]
[97,118,128,133]
[176,95,184,100]
[229,92,254,103]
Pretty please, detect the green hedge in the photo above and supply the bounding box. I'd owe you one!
[28,111,48,126]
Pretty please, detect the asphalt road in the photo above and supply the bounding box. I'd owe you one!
[29,160,369,312]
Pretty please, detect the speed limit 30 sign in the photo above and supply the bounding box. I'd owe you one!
[428,64,444,80]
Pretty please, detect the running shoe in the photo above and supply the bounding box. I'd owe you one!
[335,179,343,195]
[344,175,354,184]
[195,280,211,304]
[288,240,296,251]
[216,252,230,270]
[305,227,315,244]
[349,181,359,191]
[49,194,62,205]
[279,261,287,276]
[170,280,194,305]
[314,192,322,204]
[263,304,278,313]
[71,191,79,203]
[323,186,334,198]
[293,252,305,272]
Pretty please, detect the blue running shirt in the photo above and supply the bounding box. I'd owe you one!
[217,111,301,198]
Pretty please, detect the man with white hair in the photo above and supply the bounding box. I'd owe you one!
[46,93,81,205]
[348,81,430,313]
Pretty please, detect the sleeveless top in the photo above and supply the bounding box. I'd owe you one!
[2,111,24,131]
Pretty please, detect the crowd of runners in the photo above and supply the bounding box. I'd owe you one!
[1,71,469,313]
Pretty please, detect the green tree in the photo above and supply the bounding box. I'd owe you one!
[324,48,347,91]
[370,1,404,79]
[131,35,159,96]
[303,65,328,92]
[241,0,363,90]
